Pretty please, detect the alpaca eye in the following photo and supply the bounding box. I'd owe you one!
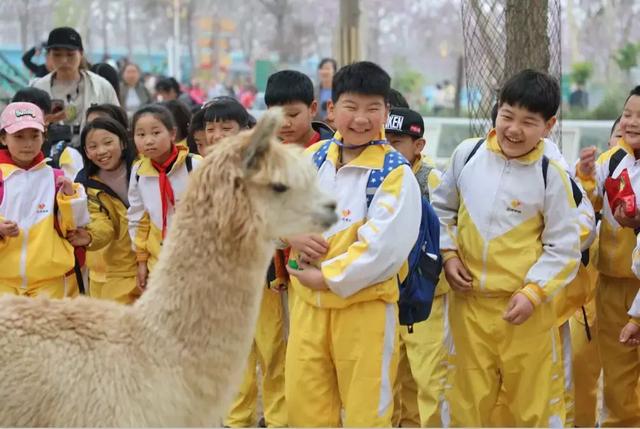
[271,183,289,193]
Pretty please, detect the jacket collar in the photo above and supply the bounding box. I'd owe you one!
[486,128,545,165]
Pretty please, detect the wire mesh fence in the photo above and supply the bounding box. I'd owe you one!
[461,0,562,143]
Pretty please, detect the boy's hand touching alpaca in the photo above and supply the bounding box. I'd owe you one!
[55,175,75,196]
[503,293,534,325]
[286,260,329,291]
[287,234,329,261]
[136,262,149,292]
[620,322,640,346]
[0,220,19,238]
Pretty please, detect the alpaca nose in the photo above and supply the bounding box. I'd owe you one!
[325,201,337,211]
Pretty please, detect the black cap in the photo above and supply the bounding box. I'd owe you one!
[385,107,424,138]
[46,27,83,51]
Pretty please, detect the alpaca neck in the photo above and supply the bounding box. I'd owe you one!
[135,201,272,360]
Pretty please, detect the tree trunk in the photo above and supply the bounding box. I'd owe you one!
[18,0,31,51]
[186,0,195,79]
[504,0,549,79]
[124,0,133,58]
[101,1,109,59]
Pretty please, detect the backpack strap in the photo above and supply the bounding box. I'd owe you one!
[366,150,409,207]
[608,148,626,178]
[0,169,3,206]
[464,138,485,166]
[311,140,332,170]
[541,155,550,188]
[185,153,193,173]
[52,168,65,237]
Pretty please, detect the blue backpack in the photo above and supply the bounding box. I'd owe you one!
[312,140,442,332]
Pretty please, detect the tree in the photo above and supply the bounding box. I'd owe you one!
[504,0,550,80]
[571,61,593,86]
[614,42,640,83]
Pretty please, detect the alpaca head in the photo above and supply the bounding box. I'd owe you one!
[195,108,337,241]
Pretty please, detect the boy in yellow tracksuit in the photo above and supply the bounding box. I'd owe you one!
[285,61,421,427]
[385,107,450,428]
[432,70,582,427]
[577,86,640,427]
[0,101,89,298]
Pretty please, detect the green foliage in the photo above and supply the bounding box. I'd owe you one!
[391,57,424,99]
[614,42,640,74]
[570,62,593,86]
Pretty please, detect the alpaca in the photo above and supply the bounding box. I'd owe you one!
[0,109,337,427]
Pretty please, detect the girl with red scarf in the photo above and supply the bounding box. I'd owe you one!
[127,105,201,291]
[0,102,89,298]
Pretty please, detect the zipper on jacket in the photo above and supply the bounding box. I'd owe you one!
[20,229,29,290]
[480,160,508,289]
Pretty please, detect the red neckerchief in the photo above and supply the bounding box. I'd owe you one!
[0,149,45,169]
[151,145,179,239]
[283,131,321,149]
[306,131,321,148]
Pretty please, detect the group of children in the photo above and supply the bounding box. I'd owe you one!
[1,59,640,428]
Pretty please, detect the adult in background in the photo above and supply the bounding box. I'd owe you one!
[119,62,152,117]
[32,27,119,147]
[22,42,53,78]
[154,77,198,109]
[314,57,337,122]
[91,63,120,99]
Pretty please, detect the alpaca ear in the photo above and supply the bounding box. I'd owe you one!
[243,107,283,171]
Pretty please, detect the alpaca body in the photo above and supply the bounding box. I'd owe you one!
[0,109,336,426]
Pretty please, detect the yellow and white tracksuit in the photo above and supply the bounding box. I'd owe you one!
[127,150,201,272]
[392,157,450,428]
[578,138,640,427]
[0,159,89,298]
[85,176,138,304]
[286,134,421,427]
[224,285,288,427]
[485,138,596,427]
[432,131,581,427]
[571,238,601,428]
[58,145,84,180]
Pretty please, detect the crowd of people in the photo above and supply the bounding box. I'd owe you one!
[2,25,640,428]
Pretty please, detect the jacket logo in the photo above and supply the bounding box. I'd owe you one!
[507,199,522,214]
[36,203,49,214]
[341,209,352,222]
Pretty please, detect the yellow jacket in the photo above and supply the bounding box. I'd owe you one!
[127,148,202,271]
[0,158,89,288]
[84,175,137,279]
[289,132,422,309]
[412,155,450,297]
[432,130,581,306]
[579,138,638,279]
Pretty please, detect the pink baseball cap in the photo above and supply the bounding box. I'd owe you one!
[1,102,45,134]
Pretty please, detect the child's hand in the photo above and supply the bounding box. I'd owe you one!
[286,260,328,291]
[444,257,472,292]
[503,293,534,325]
[578,146,597,178]
[614,205,640,229]
[136,262,149,292]
[287,234,329,261]
[67,228,91,247]
[620,322,640,346]
[56,175,75,196]
[0,220,19,238]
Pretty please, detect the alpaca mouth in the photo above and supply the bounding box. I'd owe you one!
[318,211,338,229]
